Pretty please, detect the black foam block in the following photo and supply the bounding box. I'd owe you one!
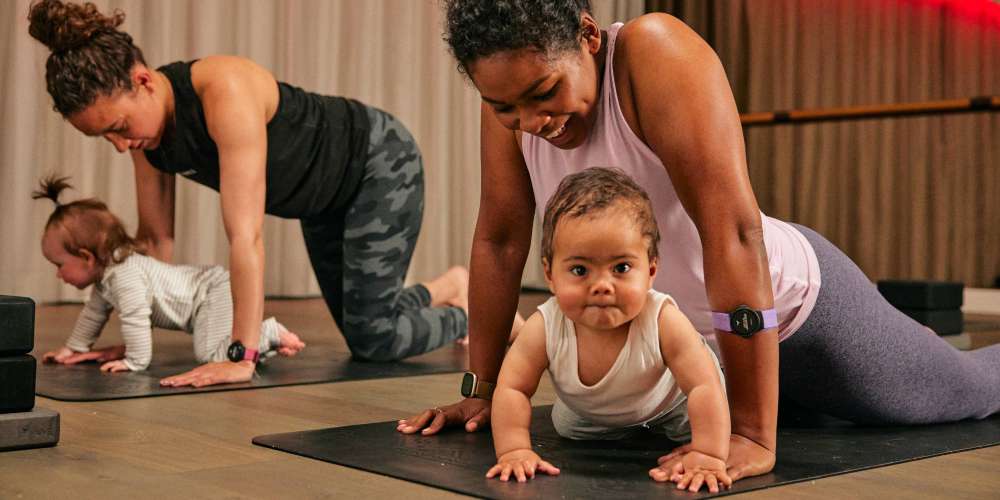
[902,308,964,335]
[0,296,34,355]
[877,280,964,310]
[0,407,59,452]
[0,355,35,413]
[253,405,1000,499]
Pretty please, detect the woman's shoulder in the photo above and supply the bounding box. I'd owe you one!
[190,56,274,90]
[189,56,278,106]
[615,13,715,69]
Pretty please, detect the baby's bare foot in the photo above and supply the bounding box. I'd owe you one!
[276,322,306,357]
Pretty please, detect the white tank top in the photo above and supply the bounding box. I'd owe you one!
[522,23,821,342]
[541,289,721,427]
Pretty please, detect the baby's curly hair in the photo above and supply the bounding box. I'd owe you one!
[32,174,142,267]
[443,0,592,77]
[542,167,660,265]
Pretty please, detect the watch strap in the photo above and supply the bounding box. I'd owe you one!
[712,308,778,331]
[471,379,495,400]
[243,348,260,363]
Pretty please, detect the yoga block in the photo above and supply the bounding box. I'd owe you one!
[0,407,59,451]
[0,296,34,355]
[0,356,35,413]
[877,280,964,310]
[901,308,964,336]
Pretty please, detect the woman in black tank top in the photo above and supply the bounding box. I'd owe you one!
[28,0,476,386]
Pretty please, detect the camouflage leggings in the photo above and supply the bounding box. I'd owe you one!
[301,107,467,361]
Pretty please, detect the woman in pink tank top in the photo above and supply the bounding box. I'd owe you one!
[398,0,1000,491]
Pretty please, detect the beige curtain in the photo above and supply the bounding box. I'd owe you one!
[646,0,1000,287]
[0,0,643,303]
[3,0,486,303]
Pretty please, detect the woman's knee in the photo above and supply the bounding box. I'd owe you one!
[343,317,404,362]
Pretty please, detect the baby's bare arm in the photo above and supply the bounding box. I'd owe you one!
[658,302,730,461]
[492,313,549,458]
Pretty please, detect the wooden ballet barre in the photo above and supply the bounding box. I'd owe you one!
[740,95,1000,126]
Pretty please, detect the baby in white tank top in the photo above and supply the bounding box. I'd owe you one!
[488,168,731,491]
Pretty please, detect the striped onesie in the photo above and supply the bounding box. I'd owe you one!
[65,253,281,371]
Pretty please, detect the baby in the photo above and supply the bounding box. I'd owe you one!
[35,175,305,372]
[487,167,731,492]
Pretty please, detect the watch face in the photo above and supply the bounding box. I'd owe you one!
[227,342,245,362]
[461,372,475,397]
[731,307,762,337]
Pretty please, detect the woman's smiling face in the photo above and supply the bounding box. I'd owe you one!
[468,16,604,150]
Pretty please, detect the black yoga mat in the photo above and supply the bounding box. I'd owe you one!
[35,344,467,401]
[253,405,1000,499]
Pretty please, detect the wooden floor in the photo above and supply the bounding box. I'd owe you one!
[3,291,1000,499]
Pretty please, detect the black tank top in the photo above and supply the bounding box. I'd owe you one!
[144,60,370,218]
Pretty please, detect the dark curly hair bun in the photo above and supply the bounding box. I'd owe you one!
[28,0,125,53]
[26,0,145,116]
[444,0,592,76]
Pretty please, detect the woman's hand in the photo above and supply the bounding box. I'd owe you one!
[655,433,775,487]
[159,360,255,387]
[486,448,560,482]
[720,433,776,481]
[396,398,491,435]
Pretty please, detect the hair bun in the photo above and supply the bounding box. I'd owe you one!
[27,0,125,53]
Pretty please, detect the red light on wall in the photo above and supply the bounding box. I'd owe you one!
[899,0,1000,29]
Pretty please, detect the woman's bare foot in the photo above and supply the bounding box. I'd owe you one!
[425,266,469,313]
[276,322,306,357]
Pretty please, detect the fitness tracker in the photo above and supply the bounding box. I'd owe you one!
[460,372,495,400]
[712,305,778,338]
[226,340,260,363]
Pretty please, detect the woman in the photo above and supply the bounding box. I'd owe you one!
[399,0,1000,488]
[28,0,470,387]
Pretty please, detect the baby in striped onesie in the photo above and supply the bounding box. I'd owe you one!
[35,176,305,372]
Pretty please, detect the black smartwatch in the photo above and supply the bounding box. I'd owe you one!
[460,372,495,400]
[226,340,260,363]
[712,305,778,338]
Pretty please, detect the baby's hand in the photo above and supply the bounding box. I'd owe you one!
[42,346,76,364]
[99,360,132,373]
[486,448,560,482]
[649,450,731,493]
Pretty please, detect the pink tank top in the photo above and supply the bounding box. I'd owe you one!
[522,23,821,342]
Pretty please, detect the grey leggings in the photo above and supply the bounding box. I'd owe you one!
[300,107,467,361]
[780,224,1000,424]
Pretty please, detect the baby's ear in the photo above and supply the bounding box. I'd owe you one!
[542,258,555,291]
[78,248,98,265]
[648,256,658,281]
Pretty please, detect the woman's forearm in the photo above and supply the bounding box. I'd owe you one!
[228,234,265,354]
[704,229,778,450]
[468,238,530,382]
[139,235,174,263]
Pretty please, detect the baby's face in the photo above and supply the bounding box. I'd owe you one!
[41,227,103,290]
[545,206,656,333]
